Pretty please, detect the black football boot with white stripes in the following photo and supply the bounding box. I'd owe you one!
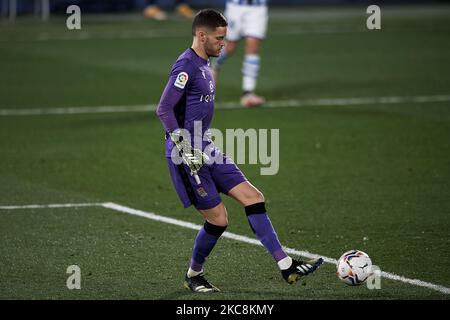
[281,258,324,284]
[184,273,220,293]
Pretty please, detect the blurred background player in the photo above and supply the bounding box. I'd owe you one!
[211,0,268,107]
[143,0,194,21]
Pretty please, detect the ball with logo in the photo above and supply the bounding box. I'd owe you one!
[336,250,373,286]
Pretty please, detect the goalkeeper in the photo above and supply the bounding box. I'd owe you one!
[155,9,323,293]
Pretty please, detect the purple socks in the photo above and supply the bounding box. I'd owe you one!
[245,202,288,262]
[190,221,227,272]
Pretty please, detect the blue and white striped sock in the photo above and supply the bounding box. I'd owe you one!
[242,54,260,93]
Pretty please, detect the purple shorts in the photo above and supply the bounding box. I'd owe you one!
[166,151,247,210]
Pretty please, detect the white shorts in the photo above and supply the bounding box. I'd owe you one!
[225,3,268,41]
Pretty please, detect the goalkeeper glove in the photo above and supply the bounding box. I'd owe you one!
[170,130,209,183]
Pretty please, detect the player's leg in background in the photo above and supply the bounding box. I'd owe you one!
[187,202,228,278]
[175,0,194,19]
[143,0,193,20]
[239,4,268,107]
[143,0,167,20]
[211,40,240,84]
[241,36,266,107]
[210,3,242,84]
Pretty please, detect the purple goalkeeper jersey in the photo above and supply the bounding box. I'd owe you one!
[156,48,247,210]
[156,48,216,157]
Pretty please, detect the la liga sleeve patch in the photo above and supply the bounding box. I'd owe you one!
[174,71,189,89]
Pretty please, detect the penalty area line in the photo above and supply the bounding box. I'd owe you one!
[0,201,449,295]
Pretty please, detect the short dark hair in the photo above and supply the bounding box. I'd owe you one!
[192,9,227,36]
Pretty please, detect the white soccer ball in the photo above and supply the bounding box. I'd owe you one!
[336,250,373,286]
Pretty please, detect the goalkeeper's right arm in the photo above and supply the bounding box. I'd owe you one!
[169,130,209,185]
[155,66,206,184]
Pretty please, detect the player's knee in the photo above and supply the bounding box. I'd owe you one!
[251,189,265,203]
[258,192,265,203]
[205,219,228,236]
[222,218,229,227]
[211,216,228,227]
[241,187,264,205]
[245,47,259,55]
[245,39,261,55]
[206,212,228,227]
[221,215,229,227]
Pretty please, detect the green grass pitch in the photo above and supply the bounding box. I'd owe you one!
[0,5,450,299]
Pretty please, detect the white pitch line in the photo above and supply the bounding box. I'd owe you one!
[1,201,449,295]
[0,105,152,116]
[101,202,203,232]
[379,271,450,295]
[1,94,450,116]
[0,203,104,210]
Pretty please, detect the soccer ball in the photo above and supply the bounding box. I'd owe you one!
[336,250,373,286]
